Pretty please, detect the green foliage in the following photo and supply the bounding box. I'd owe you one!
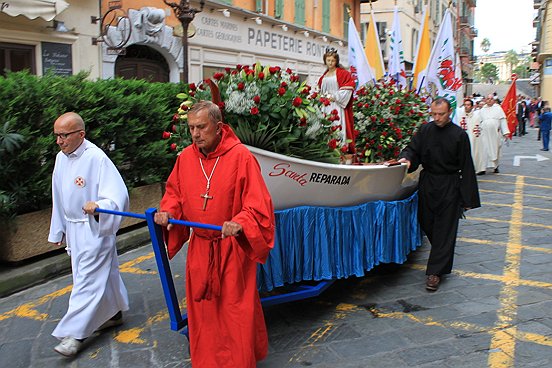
[0,71,183,218]
[478,63,499,83]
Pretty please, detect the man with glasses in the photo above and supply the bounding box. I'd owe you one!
[49,112,129,357]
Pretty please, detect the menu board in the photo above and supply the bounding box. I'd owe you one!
[42,42,72,76]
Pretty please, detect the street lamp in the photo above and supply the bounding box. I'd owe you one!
[163,0,205,83]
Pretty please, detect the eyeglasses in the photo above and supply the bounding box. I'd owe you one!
[53,130,83,139]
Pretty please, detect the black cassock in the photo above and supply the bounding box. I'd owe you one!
[400,121,481,275]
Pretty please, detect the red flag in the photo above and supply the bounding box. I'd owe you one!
[501,74,518,139]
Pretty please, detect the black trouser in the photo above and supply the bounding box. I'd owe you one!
[518,118,526,135]
[418,171,463,276]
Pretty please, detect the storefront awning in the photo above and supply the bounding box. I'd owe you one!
[1,0,69,21]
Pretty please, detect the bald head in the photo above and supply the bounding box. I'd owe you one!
[53,112,86,154]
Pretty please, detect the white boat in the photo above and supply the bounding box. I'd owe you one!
[246,146,420,210]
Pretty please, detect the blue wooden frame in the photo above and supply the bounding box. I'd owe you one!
[96,207,336,336]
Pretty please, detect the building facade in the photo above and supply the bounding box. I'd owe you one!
[1,0,102,79]
[533,0,552,102]
[98,0,363,85]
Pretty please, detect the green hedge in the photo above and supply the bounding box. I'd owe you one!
[0,71,184,219]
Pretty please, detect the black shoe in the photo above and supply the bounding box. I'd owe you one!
[541,148,549,151]
[476,171,486,175]
[426,275,441,291]
[493,167,499,173]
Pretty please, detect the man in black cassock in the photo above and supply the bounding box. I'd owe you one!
[398,97,480,291]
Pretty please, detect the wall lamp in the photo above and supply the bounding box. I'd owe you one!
[317,35,328,42]
[333,40,344,47]
[303,30,310,38]
[272,24,288,32]
[249,17,262,25]
[49,20,70,33]
[217,8,230,17]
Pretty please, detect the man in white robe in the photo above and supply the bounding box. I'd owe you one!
[458,99,486,174]
[48,112,129,357]
[479,94,510,173]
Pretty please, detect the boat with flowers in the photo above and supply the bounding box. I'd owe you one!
[247,145,419,210]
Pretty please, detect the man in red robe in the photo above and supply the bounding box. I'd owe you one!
[154,100,275,367]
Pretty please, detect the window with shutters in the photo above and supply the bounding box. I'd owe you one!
[275,0,284,18]
[295,0,305,26]
[322,0,330,33]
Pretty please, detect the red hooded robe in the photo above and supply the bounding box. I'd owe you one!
[318,67,357,148]
[160,124,275,367]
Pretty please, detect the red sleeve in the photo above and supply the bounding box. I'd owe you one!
[336,68,356,89]
[160,154,190,259]
[231,153,275,264]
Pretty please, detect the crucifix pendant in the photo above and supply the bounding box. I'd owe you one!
[200,191,213,211]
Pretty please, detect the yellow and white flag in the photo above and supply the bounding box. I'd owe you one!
[412,3,431,90]
[364,9,385,81]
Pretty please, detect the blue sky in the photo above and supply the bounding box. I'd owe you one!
[474,0,535,55]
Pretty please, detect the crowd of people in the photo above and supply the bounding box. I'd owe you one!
[458,93,549,174]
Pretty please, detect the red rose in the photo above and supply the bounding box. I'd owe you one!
[292,97,303,107]
[250,106,259,115]
[189,83,197,91]
[172,124,177,133]
[213,72,224,80]
[278,87,286,96]
[258,72,265,80]
[237,82,245,90]
[253,95,261,104]
[162,131,171,139]
[236,64,243,70]
[280,81,287,88]
[340,146,349,153]
[328,139,338,150]
[310,92,318,99]
[286,68,293,74]
[218,102,225,110]
[269,66,279,74]
[225,67,231,73]
[170,143,177,151]
[331,109,338,115]
[172,113,179,122]
[299,117,307,126]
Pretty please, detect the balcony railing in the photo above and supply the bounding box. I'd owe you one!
[534,0,542,9]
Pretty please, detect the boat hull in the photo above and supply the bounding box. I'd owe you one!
[246,146,419,210]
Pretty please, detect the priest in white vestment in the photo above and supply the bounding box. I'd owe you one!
[49,112,129,357]
[479,94,510,173]
[458,99,486,174]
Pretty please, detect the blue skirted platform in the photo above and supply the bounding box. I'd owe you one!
[257,191,422,292]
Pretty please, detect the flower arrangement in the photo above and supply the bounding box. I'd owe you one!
[164,63,342,163]
[353,81,429,163]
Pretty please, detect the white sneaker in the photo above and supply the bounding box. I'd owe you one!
[54,337,82,357]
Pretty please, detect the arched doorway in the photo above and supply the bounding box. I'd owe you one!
[115,45,169,82]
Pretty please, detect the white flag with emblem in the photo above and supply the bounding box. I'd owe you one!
[388,6,407,89]
[418,9,463,121]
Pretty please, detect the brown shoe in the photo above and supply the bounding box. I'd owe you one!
[426,275,440,291]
